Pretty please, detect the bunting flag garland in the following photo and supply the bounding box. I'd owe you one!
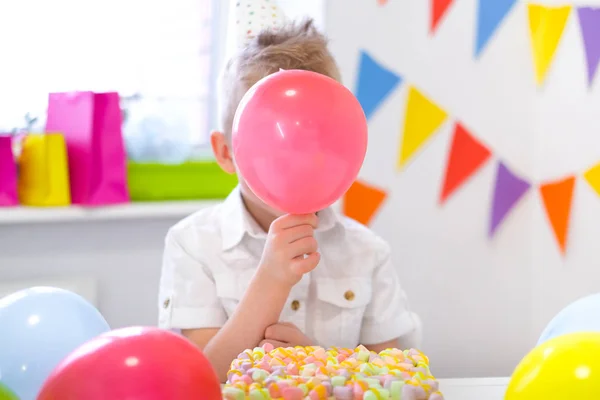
[397,86,448,168]
[540,176,576,254]
[474,0,517,57]
[528,4,572,86]
[354,51,402,120]
[577,7,600,86]
[439,123,492,204]
[352,0,600,254]
[342,180,388,226]
[421,1,598,84]
[489,162,531,237]
[584,163,600,197]
[431,0,455,33]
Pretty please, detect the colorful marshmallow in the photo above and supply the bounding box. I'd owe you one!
[223,345,444,399]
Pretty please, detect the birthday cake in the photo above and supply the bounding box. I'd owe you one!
[222,344,444,400]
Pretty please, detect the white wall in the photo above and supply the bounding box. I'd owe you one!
[0,219,175,328]
[326,0,600,378]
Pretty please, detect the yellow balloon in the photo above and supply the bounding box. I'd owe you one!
[506,332,600,399]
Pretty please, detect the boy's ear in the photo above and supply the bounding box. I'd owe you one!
[210,131,236,174]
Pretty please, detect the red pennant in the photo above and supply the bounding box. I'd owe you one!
[440,123,492,204]
[540,176,576,255]
[431,0,455,33]
[343,180,388,226]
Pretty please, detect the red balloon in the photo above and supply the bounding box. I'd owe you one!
[232,69,368,214]
[37,327,221,400]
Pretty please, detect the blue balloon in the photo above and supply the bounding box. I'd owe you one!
[538,293,600,345]
[0,287,110,400]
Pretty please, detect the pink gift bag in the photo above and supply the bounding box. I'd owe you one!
[46,92,130,205]
[0,136,18,206]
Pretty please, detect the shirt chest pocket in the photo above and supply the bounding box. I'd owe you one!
[214,269,254,318]
[313,277,372,348]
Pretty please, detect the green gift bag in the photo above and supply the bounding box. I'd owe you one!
[0,382,19,400]
[127,161,238,201]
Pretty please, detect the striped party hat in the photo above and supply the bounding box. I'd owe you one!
[225,0,288,55]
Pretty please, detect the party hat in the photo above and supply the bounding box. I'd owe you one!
[225,0,288,57]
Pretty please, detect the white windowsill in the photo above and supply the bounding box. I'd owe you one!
[0,201,221,225]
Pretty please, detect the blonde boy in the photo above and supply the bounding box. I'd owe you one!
[158,18,419,382]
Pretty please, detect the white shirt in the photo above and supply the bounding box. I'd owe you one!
[158,187,419,348]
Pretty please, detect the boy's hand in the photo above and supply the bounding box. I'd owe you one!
[258,214,320,287]
[260,322,313,348]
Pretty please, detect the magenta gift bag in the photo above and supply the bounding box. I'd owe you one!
[46,92,130,205]
[0,136,18,206]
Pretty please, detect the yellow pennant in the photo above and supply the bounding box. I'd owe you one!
[584,162,600,197]
[528,4,572,86]
[397,86,448,168]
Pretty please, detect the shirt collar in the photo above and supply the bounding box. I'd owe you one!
[220,186,342,251]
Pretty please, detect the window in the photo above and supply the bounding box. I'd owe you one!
[0,0,217,149]
[0,0,325,153]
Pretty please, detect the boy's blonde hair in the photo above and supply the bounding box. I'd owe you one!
[218,18,341,137]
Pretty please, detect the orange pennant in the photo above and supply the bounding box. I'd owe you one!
[540,176,575,255]
[440,123,492,204]
[343,180,388,226]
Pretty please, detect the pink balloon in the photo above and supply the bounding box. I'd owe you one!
[232,70,368,214]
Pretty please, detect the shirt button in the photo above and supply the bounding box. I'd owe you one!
[163,298,171,309]
[344,290,355,301]
[291,300,300,311]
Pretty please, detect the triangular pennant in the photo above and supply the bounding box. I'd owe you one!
[584,163,600,197]
[578,7,600,86]
[431,0,455,33]
[540,176,576,255]
[397,86,448,168]
[342,180,388,226]
[489,161,531,237]
[439,123,492,204]
[475,0,517,57]
[355,51,402,120]
[528,4,572,86]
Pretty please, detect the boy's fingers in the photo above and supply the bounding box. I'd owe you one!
[265,323,299,342]
[283,224,315,244]
[277,321,297,328]
[259,339,288,349]
[291,252,321,275]
[289,237,318,259]
[271,213,318,231]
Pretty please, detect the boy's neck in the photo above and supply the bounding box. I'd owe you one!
[240,193,277,233]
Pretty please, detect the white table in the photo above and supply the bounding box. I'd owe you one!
[221,378,509,398]
[439,378,509,400]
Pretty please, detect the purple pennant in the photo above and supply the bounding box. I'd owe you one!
[578,7,600,86]
[489,162,531,237]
